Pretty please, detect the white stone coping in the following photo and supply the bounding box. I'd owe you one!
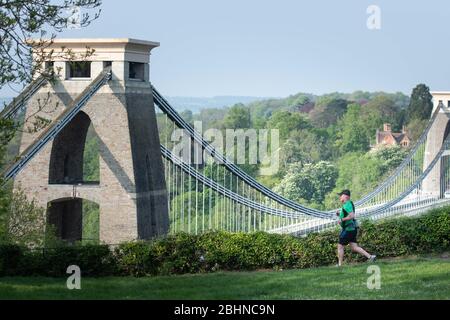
[28,38,160,47]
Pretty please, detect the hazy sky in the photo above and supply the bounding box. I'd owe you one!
[3,0,450,98]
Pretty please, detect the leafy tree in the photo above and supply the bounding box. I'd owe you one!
[252,116,267,130]
[0,0,101,90]
[371,145,407,173]
[304,161,339,203]
[406,118,428,142]
[309,98,348,128]
[222,104,251,129]
[237,89,409,126]
[406,84,433,122]
[248,98,289,120]
[365,95,400,120]
[358,95,404,146]
[274,163,315,203]
[195,107,229,131]
[0,188,58,247]
[363,95,400,126]
[395,108,408,131]
[290,95,314,113]
[335,103,370,154]
[281,129,331,171]
[290,95,310,108]
[275,161,338,205]
[266,110,311,141]
[334,98,403,156]
[180,110,193,123]
[331,152,383,202]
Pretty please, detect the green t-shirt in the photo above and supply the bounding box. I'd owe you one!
[340,200,356,231]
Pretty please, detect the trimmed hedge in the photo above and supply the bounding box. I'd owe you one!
[0,244,114,277]
[1,207,449,277]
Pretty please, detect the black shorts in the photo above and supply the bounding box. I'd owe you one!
[339,229,357,245]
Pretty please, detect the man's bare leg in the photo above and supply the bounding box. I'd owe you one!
[350,242,371,259]
[337,244,345,266]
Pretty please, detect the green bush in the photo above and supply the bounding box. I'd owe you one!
[0,207,449,277]
[114,241,155,276]
[0,244,23,276]
[2,244,114,277]
[360,208,450,256]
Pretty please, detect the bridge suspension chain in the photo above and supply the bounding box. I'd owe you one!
[0,75,48,120]
[154,86,450,235]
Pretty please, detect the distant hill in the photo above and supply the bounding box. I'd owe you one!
[1,90,409,115]
[246,91,410,119]
[0,96,268,114]
[165,96,271,113]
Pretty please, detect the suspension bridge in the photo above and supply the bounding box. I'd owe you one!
[1,38,450,244]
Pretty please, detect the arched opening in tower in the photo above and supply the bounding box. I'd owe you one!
[47,198,100,244]
[48,111,99,184]
[83,123,100,183]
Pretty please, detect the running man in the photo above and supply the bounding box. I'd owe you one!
[336,189,376,266]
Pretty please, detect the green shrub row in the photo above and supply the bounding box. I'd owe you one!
[0,244,114,277]
[1,207,449,277]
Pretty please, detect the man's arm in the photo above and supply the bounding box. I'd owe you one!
[341,212,355,222]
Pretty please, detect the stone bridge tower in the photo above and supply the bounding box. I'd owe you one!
[14,39,169,244]
[422,92,450,197]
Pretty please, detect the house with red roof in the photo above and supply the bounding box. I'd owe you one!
[375,123,411,148]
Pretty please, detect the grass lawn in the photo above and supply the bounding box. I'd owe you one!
[0,256,449,300]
